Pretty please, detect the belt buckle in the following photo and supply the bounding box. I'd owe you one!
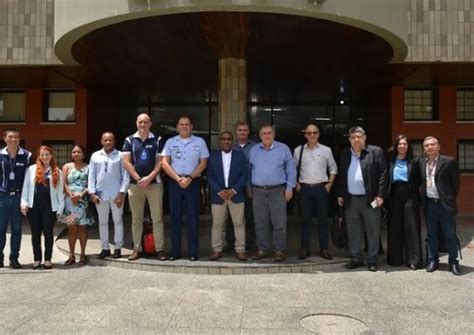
[9,191,16,196]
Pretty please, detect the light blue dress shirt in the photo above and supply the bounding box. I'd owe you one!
[347,149,366,195]
[248,141,296,191]
[393,159,408,182]
[162,135,210,175]
[88,149,130,201]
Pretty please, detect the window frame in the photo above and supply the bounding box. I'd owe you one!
[456,88,474,121]
[43,90,76,123]
[457,139,474,173]
[403,88,438,121]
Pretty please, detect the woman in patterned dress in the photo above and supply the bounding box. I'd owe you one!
[62,145,91,265]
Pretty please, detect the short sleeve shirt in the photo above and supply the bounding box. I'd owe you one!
[122,132,163,183]
[162,135,209,175]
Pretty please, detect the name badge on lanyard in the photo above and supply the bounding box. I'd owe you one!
[9,172,15,180]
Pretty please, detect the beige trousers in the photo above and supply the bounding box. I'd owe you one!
[211,200,245,252]
[128,183,164,251]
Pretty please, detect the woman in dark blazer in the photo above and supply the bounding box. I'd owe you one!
[387,135,422,270]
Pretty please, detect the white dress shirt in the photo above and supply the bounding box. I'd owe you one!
[222,150,232,188]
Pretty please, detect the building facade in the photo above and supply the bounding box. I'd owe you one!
[0,0,473,213]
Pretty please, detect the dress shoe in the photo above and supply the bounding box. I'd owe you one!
[449,263,461,276]
[78,255,88,266]
[99,249,111,259]
[297,249,310,260]
[43,260,53,270]
[209,251,223,261]
[113,249,121,259]
[425,261,438,273]
[320,249,333,260]
[345,260,364,270]
[252,250,268,260]
[9,258,22,269]
[33,261,42,270]
[189,256,199,261]
[409,264,418,271]
[0,260,3,268]
[157,250,169,261]
[274,251,286,262]
[368,263,378,272]
[128,250,141,261]
[64,256,75,266]
[236,252,247,261]
[169,255,181,261]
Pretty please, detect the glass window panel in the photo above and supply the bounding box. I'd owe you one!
[0,92,25,122]
[48,92,75,121]
[42,140,75,168]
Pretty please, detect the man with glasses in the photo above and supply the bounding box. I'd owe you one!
[336,126,387,272]
[0,128,33,269]
[207,131,248,261]
[249,124,296,262]
[294,122,337,260]
[89,132,129,259]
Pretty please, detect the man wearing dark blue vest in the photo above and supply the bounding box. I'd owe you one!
[0,128,33,269]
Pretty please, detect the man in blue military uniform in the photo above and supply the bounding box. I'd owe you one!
[0,128,33,269]
[161,115,209,261]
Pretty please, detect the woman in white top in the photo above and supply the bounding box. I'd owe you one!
[21,146,64,270]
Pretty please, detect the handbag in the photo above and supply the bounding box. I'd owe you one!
[332,207,347,249]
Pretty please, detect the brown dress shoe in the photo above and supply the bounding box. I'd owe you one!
[252,250,268,260]
[297,249,310,259]
[320,249,333,260]
[274,251,286,262]
[236,252,247,261]
[209,251,223,261]
[128,250,141,261]
[157,250,169,261]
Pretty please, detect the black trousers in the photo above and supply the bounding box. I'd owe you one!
[387,182,422,267]
[28,192,56,262]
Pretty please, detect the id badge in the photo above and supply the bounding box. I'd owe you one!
[9,172,15,180]
[141,150,148,160]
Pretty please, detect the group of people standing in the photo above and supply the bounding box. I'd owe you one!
[0,114,461,276]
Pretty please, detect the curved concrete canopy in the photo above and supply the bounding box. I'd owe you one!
[54,0,409,65]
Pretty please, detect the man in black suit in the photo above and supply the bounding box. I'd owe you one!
[336,126,387,272]
[421,136,461,275]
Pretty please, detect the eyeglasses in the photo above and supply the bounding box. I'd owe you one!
[305,131,319,135]
[220,137,232,141]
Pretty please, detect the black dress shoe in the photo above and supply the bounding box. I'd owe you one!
[169,255,181,261]
[99,249,111,259]
[9,258,22,269]
[426,261,438,272]
[320,249,333,260]
[449,263,461,276]
[113,249,121,259]
[297,249,310,260]
[368,264,378,272]
[189,256,199,261]
[345,260,364,270]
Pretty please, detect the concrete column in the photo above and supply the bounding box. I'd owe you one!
[218,58,247,133]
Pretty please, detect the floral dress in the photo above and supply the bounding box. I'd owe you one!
[62,163,92,226]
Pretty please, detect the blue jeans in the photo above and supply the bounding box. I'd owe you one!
[299,184,329,250]
[169,179,201,258]
[0,193,22,261]
[425,198,459,265]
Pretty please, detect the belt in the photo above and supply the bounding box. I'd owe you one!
[426,197,440,203]
[300,182,327,188]
[2,191,20,196]
[253,184,286,190]
[349,194,366,197]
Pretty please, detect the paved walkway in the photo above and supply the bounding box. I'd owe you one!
[0,216,473,334]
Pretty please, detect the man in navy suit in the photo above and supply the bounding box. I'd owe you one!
[207,131,248,261]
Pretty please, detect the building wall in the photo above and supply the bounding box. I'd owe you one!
[392,86,474,214]
[0,88,87,156]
